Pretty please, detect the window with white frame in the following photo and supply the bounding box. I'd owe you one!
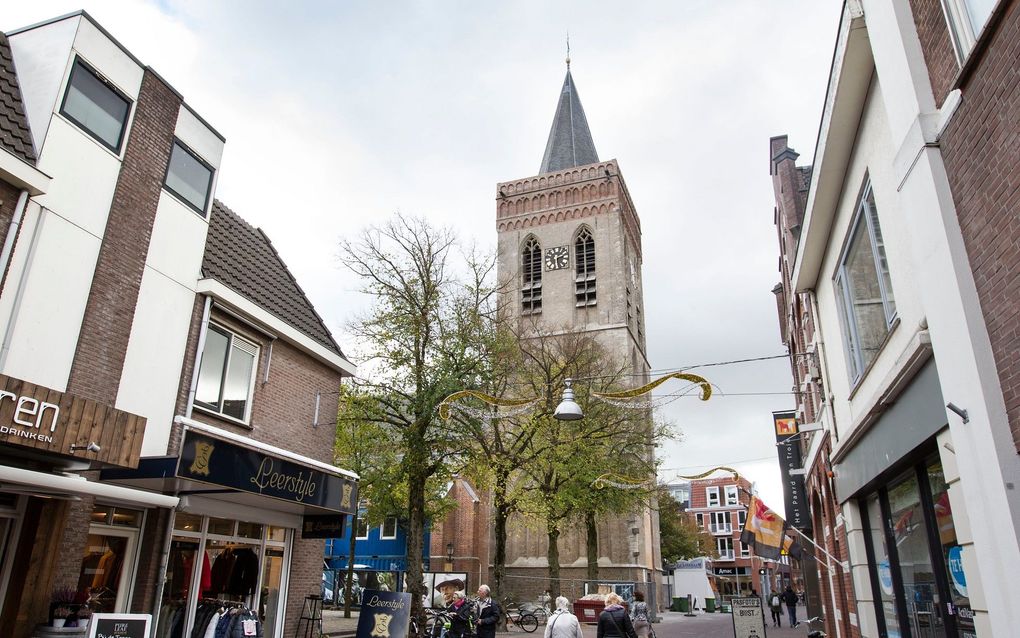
[695,513,704,528]
[834,182,896,383]
[706,487,720,507]
[381,516,398,539]
[521,237,542,314]
[740,541,751,558]
[725,485,739,506]
[356,517,369,539]
[941,0,996,60]
[165,140,214,215]
[574,227,596,306]
[195,324,259,422]
[717,537,734,559]
[737,510,747,529]
[710,511,730,534]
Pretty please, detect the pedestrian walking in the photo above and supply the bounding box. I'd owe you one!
[597,593,638,638]
[544,596,583,638]
[629,591,650,638]
[782,586,799,627]
[448,591,473,638]
[768,591,782,627]
[475,585,501,638]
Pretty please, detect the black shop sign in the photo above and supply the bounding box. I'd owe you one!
[87,613,151,638]
[178,430,358,513]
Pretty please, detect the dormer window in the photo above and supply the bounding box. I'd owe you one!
[522,237,542,314]
[574,227,596,306]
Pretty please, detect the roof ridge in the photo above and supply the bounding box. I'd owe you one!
[204,200,346,358]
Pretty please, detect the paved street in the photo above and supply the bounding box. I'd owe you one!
[322,606,818,638]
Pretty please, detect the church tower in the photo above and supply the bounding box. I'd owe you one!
[495,66,662,594]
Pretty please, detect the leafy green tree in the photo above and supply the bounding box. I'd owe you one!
[340,214,496,630]
[657,488,717,563]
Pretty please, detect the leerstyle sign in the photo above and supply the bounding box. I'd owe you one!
[178,430,357,513]
[0,373,146,468]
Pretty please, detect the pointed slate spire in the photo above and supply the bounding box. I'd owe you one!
[539,70,599,174]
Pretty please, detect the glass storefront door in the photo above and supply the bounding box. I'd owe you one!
[886,471,945,637]
[76,504,143,613]
[860,454,967,638]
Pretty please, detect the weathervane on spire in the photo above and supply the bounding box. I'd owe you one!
[566,32,571,70]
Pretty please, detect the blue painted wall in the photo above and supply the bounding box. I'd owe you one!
[324,516,430,572]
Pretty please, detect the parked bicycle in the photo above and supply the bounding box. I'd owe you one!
[505,607,539,633]
[518,602,548,623]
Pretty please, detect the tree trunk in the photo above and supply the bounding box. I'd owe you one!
[344,503,360,617]
[547,525,561,598]
[406,431,429,637]
[585,509,599,582]
[493,465,510,628]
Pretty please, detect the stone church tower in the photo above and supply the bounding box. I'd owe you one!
[495,67,663,597]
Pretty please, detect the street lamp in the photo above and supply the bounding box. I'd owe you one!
[446,542,455,563]
[553,378,584,421]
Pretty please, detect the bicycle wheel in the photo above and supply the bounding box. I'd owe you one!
[519,614,539,633]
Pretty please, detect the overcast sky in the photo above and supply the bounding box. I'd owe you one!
[8,1,843,516]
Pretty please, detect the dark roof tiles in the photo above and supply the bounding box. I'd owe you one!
[0,33,36,165]
[539,70,599,174]
[202,200,345,358]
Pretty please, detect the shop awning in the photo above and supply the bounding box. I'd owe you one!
[0,464,179,508]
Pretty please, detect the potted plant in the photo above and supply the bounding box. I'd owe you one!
[50,586,77,627]
[51,605,71,628]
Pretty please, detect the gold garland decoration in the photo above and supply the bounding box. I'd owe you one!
[592,372,712,402]
[674,466,741,481]
[592,472,652,490]
[438,390,539,420]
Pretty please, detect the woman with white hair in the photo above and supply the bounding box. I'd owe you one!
[544,596,583,638]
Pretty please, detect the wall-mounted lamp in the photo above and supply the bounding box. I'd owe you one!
[446,542,455,562]
[69,441,101,454]
[554,378,584,421]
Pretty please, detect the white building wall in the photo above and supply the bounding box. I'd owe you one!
[861,1,1020,634]
[7,16,77,149]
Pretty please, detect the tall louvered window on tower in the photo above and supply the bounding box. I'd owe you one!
[575,227,596,306]
[522,237,542,314]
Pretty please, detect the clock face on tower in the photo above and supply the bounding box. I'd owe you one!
[545,246,569,270]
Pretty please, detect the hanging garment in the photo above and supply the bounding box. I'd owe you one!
[227,609,263,638]
[202,611,222,638]
[210,549,237,595]
[225,548,259,596]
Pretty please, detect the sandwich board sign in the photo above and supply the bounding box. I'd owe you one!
[731,597,767,638]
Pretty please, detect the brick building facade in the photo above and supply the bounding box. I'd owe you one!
[771,2,1020,636]
[771,135,860,638]
[0,12,357,638]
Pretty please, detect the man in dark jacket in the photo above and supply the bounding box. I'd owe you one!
[475,585,501,638]
[782,586,799,627]
[597,593,638,638]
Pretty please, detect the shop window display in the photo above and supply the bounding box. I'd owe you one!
[75,504,143,615]
[157,513,288,637]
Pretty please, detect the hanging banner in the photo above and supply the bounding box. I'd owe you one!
[773,411,811,530]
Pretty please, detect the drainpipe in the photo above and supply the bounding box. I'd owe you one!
[185,295,213,418]
[0,202,45,370]
[0,190,28,287]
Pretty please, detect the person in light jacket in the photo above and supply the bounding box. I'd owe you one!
[597,593,638,638]
[544,596,583,638]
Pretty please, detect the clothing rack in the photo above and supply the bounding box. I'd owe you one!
[199,597,246,609]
